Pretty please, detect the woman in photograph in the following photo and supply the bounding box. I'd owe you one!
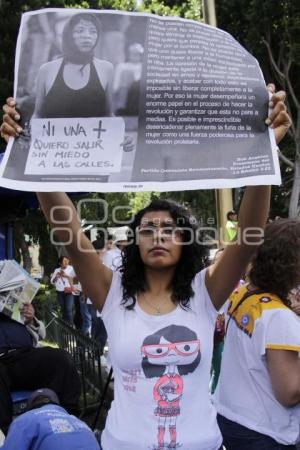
[215,219,300,449]
[33,12,113,119]
[0,86,291,450]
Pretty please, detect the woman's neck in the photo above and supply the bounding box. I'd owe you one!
[66,61,89,68]
[137,267,177,315]
[64,51,94,65]
[144,267,175,295]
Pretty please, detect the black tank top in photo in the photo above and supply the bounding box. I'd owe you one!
[39,60,108,118]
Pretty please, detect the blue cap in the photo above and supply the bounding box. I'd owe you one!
[27,388,60,410]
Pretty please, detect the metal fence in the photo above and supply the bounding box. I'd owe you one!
[44,309,107,415]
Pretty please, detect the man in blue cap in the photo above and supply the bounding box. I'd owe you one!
[0,301,81,434]
[2,388,100,450]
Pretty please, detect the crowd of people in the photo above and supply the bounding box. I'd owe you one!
[49,231,127,348]
[1,79,299,450]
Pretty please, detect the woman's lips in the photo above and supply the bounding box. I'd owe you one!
[149,246,168,254]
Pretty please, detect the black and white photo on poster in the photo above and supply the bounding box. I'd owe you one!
[0,8,280,192]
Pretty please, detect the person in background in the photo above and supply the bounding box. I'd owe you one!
[78,291,92,337]
[215,219,300,449]
[289,286,300,317]
[72,277,83,332]
[225,210,238,242]
[0,302,81,434]
[210,312,225,394]
[92,308,107,352]
[113,42,144,116]
[86,239,108,350]
[20,302,46,345]
[114,227,128,252]
[2,388,100,450]
[102,234,122,271]
[209,248,226,395]
[209,248,248,394]
[51,256,74,324]
[67,263,86,334]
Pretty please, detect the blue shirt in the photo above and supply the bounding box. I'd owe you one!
[2,404,100,450]
[0,314,32,352]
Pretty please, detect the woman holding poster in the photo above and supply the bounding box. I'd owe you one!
[33,12,113,119]
[0,87,292,450]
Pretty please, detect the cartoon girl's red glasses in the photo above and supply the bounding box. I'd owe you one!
[141,340,200,358]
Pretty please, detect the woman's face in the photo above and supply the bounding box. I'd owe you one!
[137,211,183,270]
[60,257,69,269]
[72,19,98,53]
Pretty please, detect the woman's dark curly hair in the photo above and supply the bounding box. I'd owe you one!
[249,219,300,306]
[120,199,207,309]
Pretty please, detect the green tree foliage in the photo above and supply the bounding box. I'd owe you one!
[14,208,59,277]
[77,191,158,227]
[216,0,300,217]
[141,0,202,20]
[161,190,216,226]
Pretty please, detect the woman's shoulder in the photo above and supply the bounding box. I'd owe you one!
[192,268,207,289]
[38,58,63,80]
[39,58,63,72]
[101,270,123,320]
[190,268,221,322]
[93,58,114,89]
[93,58,114,74]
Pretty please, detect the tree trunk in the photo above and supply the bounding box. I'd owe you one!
[14,221,32,273]
[288,149,300,218]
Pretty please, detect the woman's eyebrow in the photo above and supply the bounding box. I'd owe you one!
[141,220,175,227]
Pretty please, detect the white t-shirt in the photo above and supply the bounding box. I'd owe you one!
[50,265,73,292]
[101,269,222,450]
[214,286,300,445]
[68,266,82,295]
[102,248,122,271]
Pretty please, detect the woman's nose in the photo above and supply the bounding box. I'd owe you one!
[154,229,165,243]
[81,30,92,39]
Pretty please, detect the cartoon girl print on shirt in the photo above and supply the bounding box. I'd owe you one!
[141,325,201,450]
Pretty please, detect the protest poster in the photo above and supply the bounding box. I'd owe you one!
[0,8,280,192]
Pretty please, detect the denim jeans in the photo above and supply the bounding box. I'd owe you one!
[73,294,82,330]
[56,291,74,324]
[88,305,107,350]
[80,298,92,335]
[217,414,296,450]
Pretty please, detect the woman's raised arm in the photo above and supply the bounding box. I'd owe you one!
[37,192,113,311]
[1,97,22,140]
[1,99,113,310]
[206,85,292,310]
